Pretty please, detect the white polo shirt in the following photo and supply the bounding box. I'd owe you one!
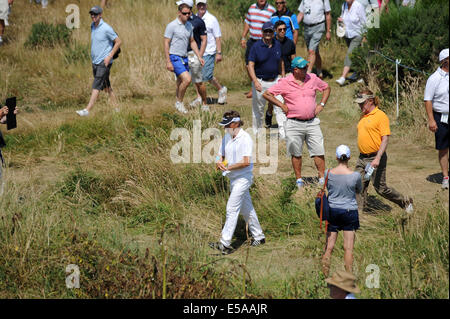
[341,0,366,38]
[424,67,449,114]
[198,11,222,56]
[298,0,331,25]
[218,129,253,179]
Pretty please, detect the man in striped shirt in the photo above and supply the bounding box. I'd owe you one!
[241,0,276,98]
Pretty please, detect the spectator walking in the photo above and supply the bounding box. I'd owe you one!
[0,104,18,194]
[270,0,299,45]
[181,0,209,112]
[195,0,228,105]
[29,0,47,8]
[321,145,362,277]
[0,0,13,46]
[210,110,266,255]
[264,20,296,130]
[263,57,330,188]
[164,1,204,114]
[335,0,366,86]
[424,48,449,189]
[241,0,276,98]
[326,270,360,299]
[354,89,414,212]
[76,6,121,117]
[101,0,108,9]
[297,0,332,77]
[247,22,284,136]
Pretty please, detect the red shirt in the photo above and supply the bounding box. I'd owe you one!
[267,73,329,119]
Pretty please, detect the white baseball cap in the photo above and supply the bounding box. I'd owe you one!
[176,0,193,7]
[336,145,351,159]
[439,48,449,62]
[196,0,207,4]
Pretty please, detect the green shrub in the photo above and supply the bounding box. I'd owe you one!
[64,42,90,64]
[25,22,71,48]
[352,0,449,94]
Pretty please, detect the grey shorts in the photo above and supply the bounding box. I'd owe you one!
[92,63,112,91]
[285,117,325,157]
[304,23,325,52]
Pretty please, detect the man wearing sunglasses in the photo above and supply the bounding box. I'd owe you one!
[76,6,121,117]
[297,0,332,78]
[164,1,205,114]
[270,0,299,45]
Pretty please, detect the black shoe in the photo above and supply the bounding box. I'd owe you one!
[209,242,234,255]
[265,111,273,128]
[251,238,265,247]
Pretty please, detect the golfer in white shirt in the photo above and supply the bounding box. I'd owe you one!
[209,110,265,254]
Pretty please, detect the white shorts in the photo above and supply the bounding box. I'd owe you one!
[0,0,9,21]
[188,51,203,84]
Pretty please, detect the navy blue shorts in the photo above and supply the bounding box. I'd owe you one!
[327,207,360,232]
[434,112,449,150]
[170,54,189,77]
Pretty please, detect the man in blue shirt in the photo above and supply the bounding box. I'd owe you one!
[248,21,283,134]
[76,6,121,117]
[270,0,299,45]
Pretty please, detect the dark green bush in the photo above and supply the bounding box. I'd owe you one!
[25,22,71,48]
[352,0,449,94]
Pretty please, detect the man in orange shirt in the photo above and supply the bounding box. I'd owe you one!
[354,89,413,213]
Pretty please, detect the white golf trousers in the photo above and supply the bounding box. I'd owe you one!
[220,176,265,248]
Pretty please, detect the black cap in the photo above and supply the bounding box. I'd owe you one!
[89,6,103,15]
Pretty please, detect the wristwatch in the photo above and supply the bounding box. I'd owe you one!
[217,51,222,55]
[320,102,326,107]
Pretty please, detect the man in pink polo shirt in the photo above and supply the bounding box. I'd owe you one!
[263,56,331,189]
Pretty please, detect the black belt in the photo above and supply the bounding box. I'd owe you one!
[304,20,325,27]
[288,117,315,122]
[260,77,277,82]
[359,152,378,158]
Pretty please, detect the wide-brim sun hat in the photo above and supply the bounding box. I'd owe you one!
[336,21,345,38]
[325,270,361,294]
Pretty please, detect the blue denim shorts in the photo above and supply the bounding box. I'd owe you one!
[202,54,216,81]
[170,54,189,77]
[327,207,360,232]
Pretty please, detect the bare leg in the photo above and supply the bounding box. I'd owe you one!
[343,231,355,273]
[176,72,191,102]
[195,82,207,105]
[105,87,118,107]
[307,50,316,74]
[313,155,325,178]
[209,77,223,91]
[322,231,338,277]
[85,89,100,112]
[101,0,108,8]
[291,156,302,180]
[439,148,449,178]
[0,19,5,38]
[340,66,351,79]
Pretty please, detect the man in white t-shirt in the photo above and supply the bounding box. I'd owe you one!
[194,0,228,105]
[424,48,449,189]
[297,0,332,77]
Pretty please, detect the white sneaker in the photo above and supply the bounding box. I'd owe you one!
[201,104,210,112]
[4,19,8,26]
[189,96,202,108]
[405,198,414,214]
[76,109,89,116]
[336,77,346,86]
[218,86,227,104]
[357,78,365,84]
[175,101,188,114]
[0,38,3,46]
[442,177,449,189]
